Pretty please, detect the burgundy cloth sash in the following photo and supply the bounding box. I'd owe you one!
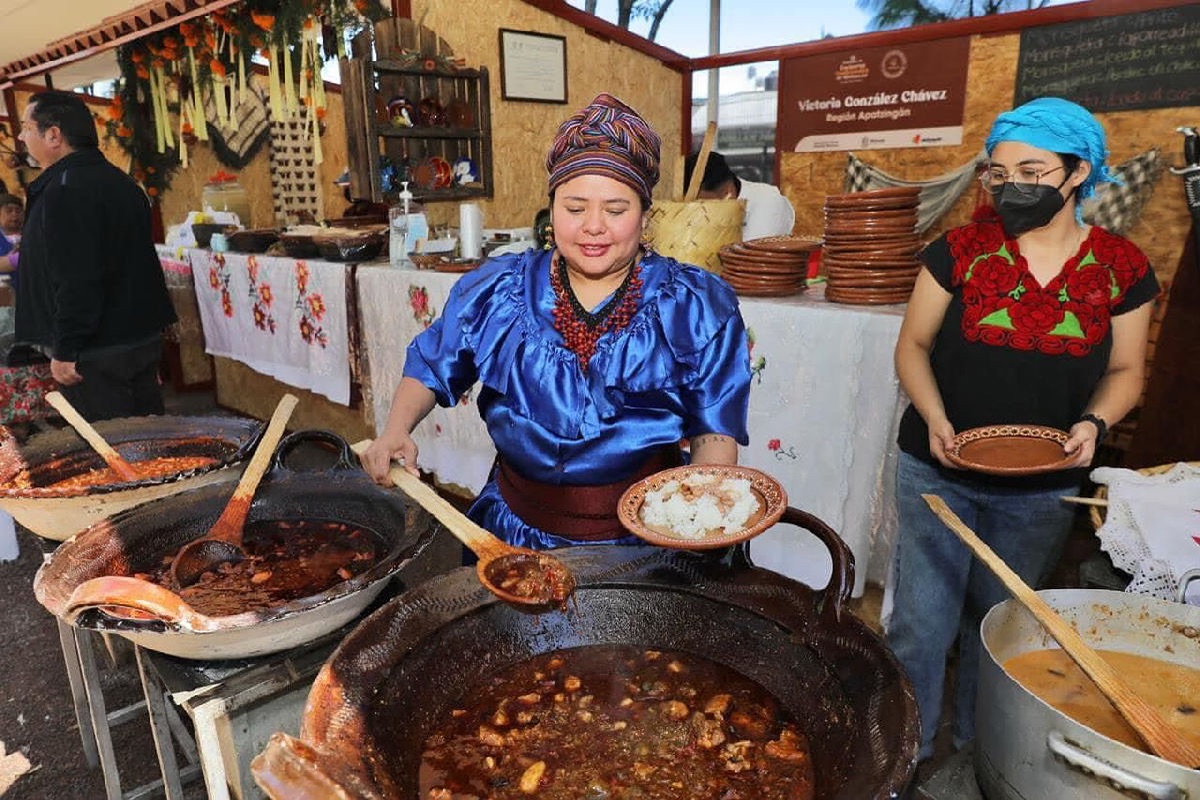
[497,448,683,541]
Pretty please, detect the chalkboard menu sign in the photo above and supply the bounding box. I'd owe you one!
[1015,4,1200,112]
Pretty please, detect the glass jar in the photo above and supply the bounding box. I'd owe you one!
[202,178,252,228]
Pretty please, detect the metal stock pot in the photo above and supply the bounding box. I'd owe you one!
[253,508,920,799]
[34,431,440,659]
[976,589,1200,800]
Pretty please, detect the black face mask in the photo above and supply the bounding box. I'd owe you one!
[994,180,1068,237]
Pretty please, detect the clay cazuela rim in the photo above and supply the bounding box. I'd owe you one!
[945,424,1074,476]
[617,464,787,550]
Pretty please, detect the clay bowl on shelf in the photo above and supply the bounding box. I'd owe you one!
[192,223,232,248]
[279,233,320,259]
[226,229,280,254]
[312,231,387,263]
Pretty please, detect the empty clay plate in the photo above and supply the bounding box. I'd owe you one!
[945,424,1073,476]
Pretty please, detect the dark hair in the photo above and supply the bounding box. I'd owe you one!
[0,194,22,209]
[683,151,739,194]
[28,90,99,149]
[1056,153,1084,200]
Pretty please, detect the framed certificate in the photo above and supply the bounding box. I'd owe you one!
[499,29,568,104]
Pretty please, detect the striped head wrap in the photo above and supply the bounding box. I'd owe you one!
[985,97,1119,214]
[546,93,661,205]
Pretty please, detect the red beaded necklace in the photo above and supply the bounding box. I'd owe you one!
[550,251,643,371]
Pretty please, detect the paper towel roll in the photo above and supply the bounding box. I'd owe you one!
[459,203,484,259]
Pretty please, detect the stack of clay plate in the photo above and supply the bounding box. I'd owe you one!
[823,187,922,305]
[717,235,820,297]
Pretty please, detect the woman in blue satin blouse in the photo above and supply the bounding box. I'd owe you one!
[360,93,752,549]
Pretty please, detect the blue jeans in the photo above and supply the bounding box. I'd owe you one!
[886,452,1078,759]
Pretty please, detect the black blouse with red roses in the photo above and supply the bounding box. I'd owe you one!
[897,220,1159,483]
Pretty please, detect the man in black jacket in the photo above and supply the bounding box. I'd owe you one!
[16,90,176,420]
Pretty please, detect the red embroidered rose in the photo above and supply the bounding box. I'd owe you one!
[947,222,1006,265]
[969,254,1021,297]
[768,439,781,451]
[1008,332,1037,352]
[1066,265,1112,306]
[1008,292,1064,334]
[1037,336,1068,355]
[1089,232,1147,288]
[978,327,1008,347]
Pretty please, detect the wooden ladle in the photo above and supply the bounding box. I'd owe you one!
[44,391,139,483]
[170,394,299,588]
[923,494,1200,769]
[351,439,575,609]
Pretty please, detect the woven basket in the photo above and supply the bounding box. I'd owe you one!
[1089,461,1199,530]
[644,199,744,275]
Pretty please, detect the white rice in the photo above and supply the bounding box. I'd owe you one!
[639,473,758,539]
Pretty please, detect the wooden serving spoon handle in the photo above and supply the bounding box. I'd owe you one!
[923,493,1200,769]
[45,391,139,482]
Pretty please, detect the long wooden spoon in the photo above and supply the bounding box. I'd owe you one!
[923,493,1200,769]
[44,391,139,483]
[683,120,718,202]
[351,439,575,609]
[170,394,299,588]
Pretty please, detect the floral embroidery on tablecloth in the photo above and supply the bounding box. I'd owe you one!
[294,261,328,348]
[747,328,766,384]
[246,256,277,334]
[947,222,1149,357]
[207,253,234,318]
[409,285,436,328]
[767,438,798,461]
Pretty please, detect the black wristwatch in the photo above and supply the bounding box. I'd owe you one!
[1079,413,1108,442]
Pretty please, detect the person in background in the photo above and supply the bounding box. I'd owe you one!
[15,90,177,420]
[887,97,1158,764]
[683,151,795,240]
[361,93,751,549]
[0,194,21,272]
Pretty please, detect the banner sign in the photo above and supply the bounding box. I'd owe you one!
[779,37,970,153]
[1015,5,1200,112]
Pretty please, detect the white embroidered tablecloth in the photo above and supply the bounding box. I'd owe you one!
[190,250,351,404]
[1091,463,1200,605]
[357,267,906,597]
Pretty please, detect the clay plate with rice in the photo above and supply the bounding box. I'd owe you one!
[618,464,787,549]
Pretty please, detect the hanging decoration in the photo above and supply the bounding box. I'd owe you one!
[102,0,389,201]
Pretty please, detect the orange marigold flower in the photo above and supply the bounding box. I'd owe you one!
[136,65,150,78]
[210,60,227,77]
[116,126,133,138]
[316,107,327,120]
[182,122,194,134]
[147,186,159,196]
[251,12,275,31]
[130,50,145,63]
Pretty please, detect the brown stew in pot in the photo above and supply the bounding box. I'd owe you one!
[48,455,219,490]
[141,519,382,617]
[419,645,815,800]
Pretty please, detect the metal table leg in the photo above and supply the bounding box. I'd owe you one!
[56,617,99,768]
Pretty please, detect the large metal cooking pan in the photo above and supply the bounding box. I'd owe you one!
[0,414,264,541]
[253,508,919,799]
[977,589,1200,800]
[34,431,440,660]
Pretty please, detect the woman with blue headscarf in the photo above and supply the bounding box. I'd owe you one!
[887,97,1158,763]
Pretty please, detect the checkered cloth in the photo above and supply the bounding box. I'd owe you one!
[844,152,983,234]
[1080,148,1163,236]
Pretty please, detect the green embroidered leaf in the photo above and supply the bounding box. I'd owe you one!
[979,308,1014,329]
[1049,311,1085,338]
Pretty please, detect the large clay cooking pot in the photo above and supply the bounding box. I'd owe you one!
[34,431,440,660]
[977,589,1200,799]
[0,414,264,541]
[253,508,919,799]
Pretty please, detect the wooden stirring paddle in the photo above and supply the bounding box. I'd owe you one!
[170,394,299,588]
[351,439,575,609]
[44,391,139,482]
[922,493,1200,769]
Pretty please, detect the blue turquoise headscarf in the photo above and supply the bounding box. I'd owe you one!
[985,97,1118,217]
